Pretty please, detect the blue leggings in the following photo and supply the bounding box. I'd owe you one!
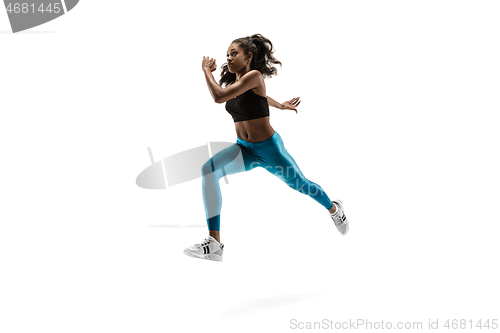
[202,131,334,230]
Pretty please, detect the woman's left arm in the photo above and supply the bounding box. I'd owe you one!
[267,96,284,110]
[267,96,301,113]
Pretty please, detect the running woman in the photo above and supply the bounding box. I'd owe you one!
[183,34,349,261]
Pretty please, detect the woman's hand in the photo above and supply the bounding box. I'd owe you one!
[202,56,217,72]
[282,97,301,113]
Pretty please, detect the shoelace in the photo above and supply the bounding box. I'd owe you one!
[197,238,212,248]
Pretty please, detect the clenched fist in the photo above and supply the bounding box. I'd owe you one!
[202,56,217,72]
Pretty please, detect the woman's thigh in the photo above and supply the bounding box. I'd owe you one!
[264,148,305,184]
[203,143,260,178]
[252,135,303,181]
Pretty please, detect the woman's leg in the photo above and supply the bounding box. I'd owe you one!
[201,143,259,242]
[259,133,335,212]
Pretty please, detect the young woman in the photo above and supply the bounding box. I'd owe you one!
[183,34,349,261]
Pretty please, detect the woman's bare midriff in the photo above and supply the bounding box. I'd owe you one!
[235,116,274,142]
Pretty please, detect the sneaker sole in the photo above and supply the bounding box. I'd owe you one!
[183,250,223,262]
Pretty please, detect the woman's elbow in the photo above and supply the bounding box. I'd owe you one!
[214,95,227,104]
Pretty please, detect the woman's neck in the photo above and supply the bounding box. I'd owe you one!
[235,66,252,81]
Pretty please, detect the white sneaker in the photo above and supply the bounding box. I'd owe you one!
[183,236,224,261]
[330,200,349,235]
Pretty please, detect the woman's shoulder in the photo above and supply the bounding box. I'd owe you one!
[230,70,265,88]
[248,69,264,78]
[227,70,265,96]
[245,70,265,89]
[246,71,266,96]
[239,69,263,80]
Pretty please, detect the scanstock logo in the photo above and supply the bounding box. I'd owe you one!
[136,143,241,190]
[3,0,79,33]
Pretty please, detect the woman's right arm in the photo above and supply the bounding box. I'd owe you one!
[202,57,264,103]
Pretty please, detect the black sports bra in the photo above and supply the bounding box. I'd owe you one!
[225,89,270,123]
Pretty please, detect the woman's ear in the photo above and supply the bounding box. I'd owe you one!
[246,52,253,63]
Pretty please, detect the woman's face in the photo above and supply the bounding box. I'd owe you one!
[226,42,251,73]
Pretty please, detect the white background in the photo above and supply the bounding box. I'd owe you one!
[1,1,499,332]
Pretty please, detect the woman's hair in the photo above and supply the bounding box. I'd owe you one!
[219,33,282,87]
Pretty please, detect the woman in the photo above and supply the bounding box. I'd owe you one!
[183,34,349,261]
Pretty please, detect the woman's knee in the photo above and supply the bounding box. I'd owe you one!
[286,176,307,192]
[201,159,216,177]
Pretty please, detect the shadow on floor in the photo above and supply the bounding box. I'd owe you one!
[218,291,325,318]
